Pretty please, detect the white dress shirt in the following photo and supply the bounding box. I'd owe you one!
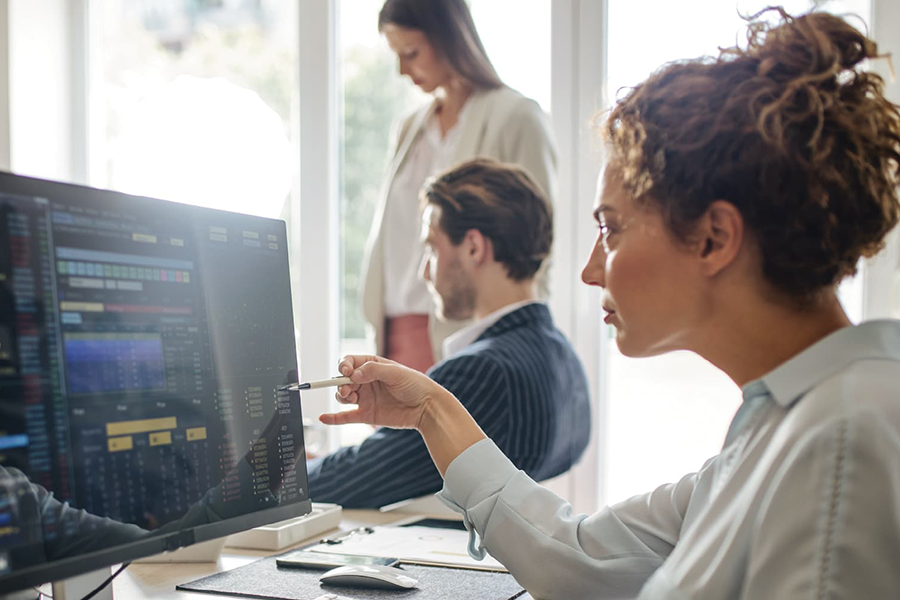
[442,300,543,358]
[382,100,474,317]
[438,319,900,599]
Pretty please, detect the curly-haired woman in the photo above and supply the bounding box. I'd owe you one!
[324,8,900,599]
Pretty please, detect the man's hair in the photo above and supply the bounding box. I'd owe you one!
[604,7,900,304]
[422,158,553,281]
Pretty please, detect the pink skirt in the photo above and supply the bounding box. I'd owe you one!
[385,315,435,373]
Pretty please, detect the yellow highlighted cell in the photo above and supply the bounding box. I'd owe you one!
[59,301,104,312]
[149,431,172,446]
[132,233,158,243]
[186,427,207,441]
[67,332,159,342]
[108,436,133,452]
[107,417,177,437]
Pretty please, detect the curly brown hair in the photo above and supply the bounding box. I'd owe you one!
[604,7,900,303]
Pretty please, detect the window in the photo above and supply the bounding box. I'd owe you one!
[89,1,299,220]
[337,0,551,353]
[338,0,421,352]
[893,241,900,317]
[336,0,551,446]
[602,0,871,505]
[27,0,886,505]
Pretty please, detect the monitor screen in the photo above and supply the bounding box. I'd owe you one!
[0,172,310,592]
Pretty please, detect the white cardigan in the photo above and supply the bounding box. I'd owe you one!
[358,85,558,360]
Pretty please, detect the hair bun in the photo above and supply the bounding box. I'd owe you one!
[748,9,877,76]
[604,7,900,303]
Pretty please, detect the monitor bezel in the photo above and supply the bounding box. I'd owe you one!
[1,498,313,592]
[0,170,310,593]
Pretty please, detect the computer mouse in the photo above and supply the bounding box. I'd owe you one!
[318,564,418,590]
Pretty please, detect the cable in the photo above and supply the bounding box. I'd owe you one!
[33,585,52,599]
[76,563,131,600]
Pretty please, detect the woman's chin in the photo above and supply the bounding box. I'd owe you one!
[613,330,653,358]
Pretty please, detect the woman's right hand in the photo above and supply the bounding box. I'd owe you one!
[319,355,453,431]
[321,354,488,476]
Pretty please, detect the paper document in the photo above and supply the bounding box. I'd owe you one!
[306,525,507,572]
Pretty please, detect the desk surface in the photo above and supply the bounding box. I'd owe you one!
[114,510,535,600]
[115,510,400,600]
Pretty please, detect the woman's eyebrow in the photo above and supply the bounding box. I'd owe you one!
[593,206,616,222]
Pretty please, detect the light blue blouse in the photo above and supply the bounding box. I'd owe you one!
[439,320,900,599]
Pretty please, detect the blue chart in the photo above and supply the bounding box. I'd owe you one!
[64,333,166,394]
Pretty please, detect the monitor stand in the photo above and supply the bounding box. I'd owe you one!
[134,536,228,563]
[0,569,115,600]
[51,567,114,600]
[1,589,52,600]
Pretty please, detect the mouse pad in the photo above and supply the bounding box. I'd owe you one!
[176,555,526,600]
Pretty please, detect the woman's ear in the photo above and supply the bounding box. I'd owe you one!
[695,200,744,277]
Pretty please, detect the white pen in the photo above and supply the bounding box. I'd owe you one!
[277,376,353,392]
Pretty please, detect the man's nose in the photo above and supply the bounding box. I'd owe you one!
[420,254,431,282]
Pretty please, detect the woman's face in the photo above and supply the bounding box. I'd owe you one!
[382,24,455,93]
[581,167,706,357]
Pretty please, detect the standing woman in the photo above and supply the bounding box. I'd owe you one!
[360,0,557,372]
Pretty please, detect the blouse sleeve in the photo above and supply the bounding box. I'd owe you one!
[497,97,558,205]
[438,439,694,600]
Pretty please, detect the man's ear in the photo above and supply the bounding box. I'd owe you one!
[695,200,744,277]
[462,229,490,266]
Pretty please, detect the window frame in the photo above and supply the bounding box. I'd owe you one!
[294,1,341,446]
[546,0,607,512]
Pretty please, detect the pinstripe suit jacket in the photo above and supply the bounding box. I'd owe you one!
[306,303,591,508]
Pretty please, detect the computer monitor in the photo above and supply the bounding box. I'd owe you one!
[0,172,310,594]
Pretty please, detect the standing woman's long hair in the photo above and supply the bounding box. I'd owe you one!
[378,0,504,90]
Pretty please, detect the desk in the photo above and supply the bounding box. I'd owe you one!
[114,510,533,600]
[115,510,399,600]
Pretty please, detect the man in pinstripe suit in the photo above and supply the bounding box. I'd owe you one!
[306,158,591,508]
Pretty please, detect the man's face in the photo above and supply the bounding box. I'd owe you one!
[420,205,477,321]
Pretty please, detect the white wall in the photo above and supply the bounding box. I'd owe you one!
[0,0,10,170]
[7,0,78,181]
[865,0,900,320]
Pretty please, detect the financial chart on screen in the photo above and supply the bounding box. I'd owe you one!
[0,173,308,586]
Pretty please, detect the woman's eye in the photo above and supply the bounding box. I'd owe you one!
[599,224,618,251]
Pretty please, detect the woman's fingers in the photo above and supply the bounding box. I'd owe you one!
[349,359,406,387]
[319,408,364,426]
[335,390,358,405]
[338,354,391,376]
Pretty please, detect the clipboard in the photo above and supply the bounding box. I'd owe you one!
[303,521,507,572]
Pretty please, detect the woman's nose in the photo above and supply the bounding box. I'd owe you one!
[581,238,606,287]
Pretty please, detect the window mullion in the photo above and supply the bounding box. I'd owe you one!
[295,0,341,442]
